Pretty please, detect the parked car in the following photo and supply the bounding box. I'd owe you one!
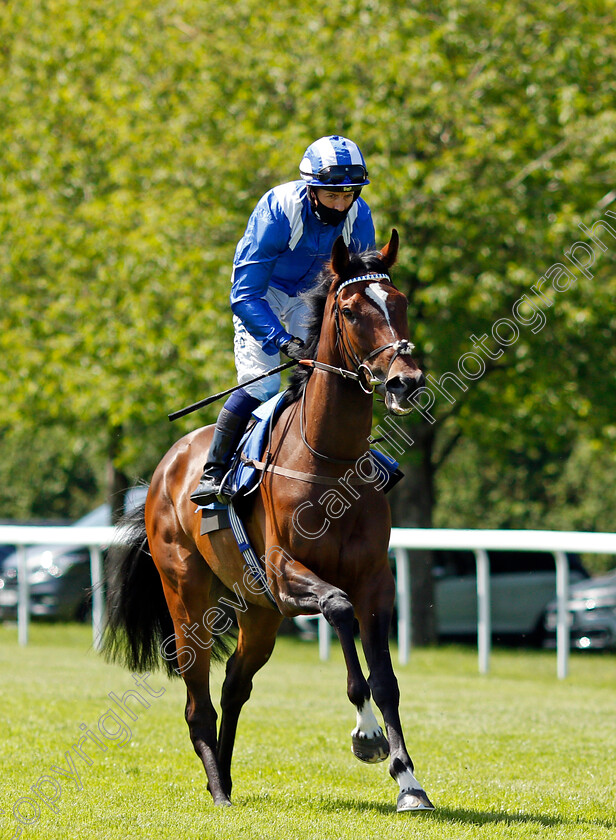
[0,504,111,622]
[433,549,590,644]
[543,568,616,650]
[294,549,592,646]
[0,488,147,623]
[0,541,16,574]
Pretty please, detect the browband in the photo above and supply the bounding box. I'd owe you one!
[335,273,391,297]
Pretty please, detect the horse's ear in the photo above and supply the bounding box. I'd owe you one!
[331,235,350,277]
[380,228,399,269]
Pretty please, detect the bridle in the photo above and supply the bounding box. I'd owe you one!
[299,272,415,395]
[298,271,415,463]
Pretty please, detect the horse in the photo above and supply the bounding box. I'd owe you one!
[103,229,434,814]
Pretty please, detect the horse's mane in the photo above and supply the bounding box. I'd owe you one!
[283,246,391,406]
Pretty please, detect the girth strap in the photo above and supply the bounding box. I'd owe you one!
[242,456,371,486]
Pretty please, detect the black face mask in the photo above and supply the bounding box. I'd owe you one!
[310,189,356,226]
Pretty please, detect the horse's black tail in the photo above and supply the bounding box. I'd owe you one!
[102,501,235,678]
[102,502,180,678]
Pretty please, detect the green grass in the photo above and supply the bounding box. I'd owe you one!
[1,623,614,839]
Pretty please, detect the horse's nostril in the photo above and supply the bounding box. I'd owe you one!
[386,371,425,400]
[386,375,403,395]
[387,374,421,397]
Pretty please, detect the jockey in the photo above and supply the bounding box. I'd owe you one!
[190,135,376,506]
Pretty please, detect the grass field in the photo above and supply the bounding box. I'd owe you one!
[1,624,614,840]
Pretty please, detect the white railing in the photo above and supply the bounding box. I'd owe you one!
[316,529,616,679]
[391,529,616,679]
[0,525,115,649]
[2,526,615,678]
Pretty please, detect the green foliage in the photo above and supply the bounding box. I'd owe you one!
[0,424,104,520]
[0,0,615,528]
[436,435,616,574]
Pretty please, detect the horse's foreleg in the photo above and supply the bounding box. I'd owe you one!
[217,603,282,795]
[356,572,434,813]
[351,696,390,763]
[271,563,372,720]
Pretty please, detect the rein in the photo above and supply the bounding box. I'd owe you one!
[297,271,414,463]
[297,273,415,392]
[333,273,415,394]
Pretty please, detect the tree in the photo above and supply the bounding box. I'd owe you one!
[362,1,616,642]
[1,1,614,643]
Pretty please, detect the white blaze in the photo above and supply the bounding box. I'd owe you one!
[366,283,395,337]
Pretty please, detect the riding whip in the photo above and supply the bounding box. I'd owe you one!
[168,360,298,421]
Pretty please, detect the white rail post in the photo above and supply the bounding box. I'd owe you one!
[90,546,104,651]
[318,615,331,661]
[475,549,491,674]
[17,545,29,646]
[554,551,570,679]
[395,547,411,665]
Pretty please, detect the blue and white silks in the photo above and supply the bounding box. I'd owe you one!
[230,180,375,355]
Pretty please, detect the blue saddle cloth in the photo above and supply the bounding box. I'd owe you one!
[228,390,400,498]
[201,389,402,513]
[228,391,288,496]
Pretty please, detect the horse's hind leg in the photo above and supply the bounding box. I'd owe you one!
[152,538,232,806]
[217,602,282,796]
[183,672,230,806]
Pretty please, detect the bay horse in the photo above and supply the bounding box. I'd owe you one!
[103,229,434,813]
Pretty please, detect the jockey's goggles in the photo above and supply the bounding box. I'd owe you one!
[303,164,368,186]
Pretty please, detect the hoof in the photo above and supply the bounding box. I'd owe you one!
[396,788,435,813]
[351,731,390,763]
[214,797,232,807]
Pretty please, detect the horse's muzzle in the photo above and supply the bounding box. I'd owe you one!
[384,371,425,415]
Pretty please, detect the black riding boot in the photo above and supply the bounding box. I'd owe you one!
[190,407,250,506]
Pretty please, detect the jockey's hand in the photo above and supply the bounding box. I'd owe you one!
[280,337,307,361]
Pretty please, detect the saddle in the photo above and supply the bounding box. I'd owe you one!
[198,388,402,532]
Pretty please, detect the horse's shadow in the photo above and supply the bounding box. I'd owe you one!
[241,793,615,831]
[427,805,614,831]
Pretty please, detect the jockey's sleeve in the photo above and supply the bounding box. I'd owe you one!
[232,298,293,355]
[230,194,294,355]
[349,202,376,252]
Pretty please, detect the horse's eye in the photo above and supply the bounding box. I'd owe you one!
[342,308,356,322]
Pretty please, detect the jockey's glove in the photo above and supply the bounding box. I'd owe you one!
[280,336,307,361]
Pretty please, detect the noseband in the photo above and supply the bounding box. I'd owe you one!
[299,273,415,393]
[298,272,416,463]
[332,273,415,394]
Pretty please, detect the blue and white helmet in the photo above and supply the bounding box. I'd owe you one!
[299,135,370,190]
